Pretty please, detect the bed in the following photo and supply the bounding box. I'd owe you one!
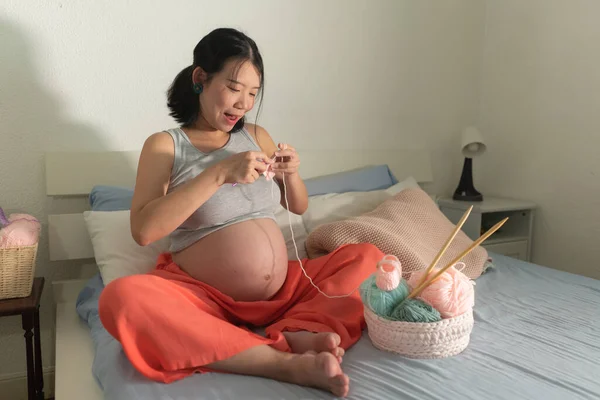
[45,149,600,400]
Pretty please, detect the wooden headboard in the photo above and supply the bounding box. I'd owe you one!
[45,149,433,262]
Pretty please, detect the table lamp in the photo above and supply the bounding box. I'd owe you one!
[453,126,486,201]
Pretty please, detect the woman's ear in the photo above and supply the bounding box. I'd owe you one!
[192,66,207,85]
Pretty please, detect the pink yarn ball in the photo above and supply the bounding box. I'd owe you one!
[407,262,475,318]
[0,214,41,248]
[9,213,39,223]
[375,255,402,291]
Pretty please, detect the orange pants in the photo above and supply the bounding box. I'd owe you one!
[98,243,383,383]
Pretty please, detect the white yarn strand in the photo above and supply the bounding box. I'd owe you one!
[280,171,360,299]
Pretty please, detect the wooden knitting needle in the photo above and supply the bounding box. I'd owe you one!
[408,217,509,299]
[413,205,474,290]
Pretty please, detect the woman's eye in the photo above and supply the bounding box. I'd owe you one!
[250,93,257,97]
[228,87,240,93]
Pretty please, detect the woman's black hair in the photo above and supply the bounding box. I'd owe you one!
[167,28,264,132]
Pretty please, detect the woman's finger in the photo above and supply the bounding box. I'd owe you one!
[276,152,297,165]
[252,161,268,173]
[274,160,300,171]
[275,148,296,157]
[249,151,274,164]
[278,143,295,151]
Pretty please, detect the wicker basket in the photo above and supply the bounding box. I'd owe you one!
[0,244,38,300]
[364,306,474,359]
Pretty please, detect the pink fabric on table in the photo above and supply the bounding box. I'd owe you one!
[0,212,41,248]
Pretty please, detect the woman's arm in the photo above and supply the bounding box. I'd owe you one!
[275,169,308,214]
[130,132,223,246]
[130,131,271,245]
[246,124,308,215]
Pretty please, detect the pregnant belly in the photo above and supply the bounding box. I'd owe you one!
[172,219,289,301]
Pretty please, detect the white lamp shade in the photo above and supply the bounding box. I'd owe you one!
[461,126,486,157]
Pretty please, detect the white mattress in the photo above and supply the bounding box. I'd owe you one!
[70,253,600,400]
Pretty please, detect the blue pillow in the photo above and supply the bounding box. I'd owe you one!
[89,164,398,210]
[89,185,134,211]
[304,164,399,196]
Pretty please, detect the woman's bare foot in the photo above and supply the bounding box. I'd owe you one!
[207,343,349,397]
[283,331,345,362]
[288,351,350,397]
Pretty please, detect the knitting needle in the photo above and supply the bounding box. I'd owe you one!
[408,217,508,299]
[413,205,474,290]
[407,217,509,299]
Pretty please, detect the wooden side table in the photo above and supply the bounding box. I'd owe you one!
[0,277,45,400]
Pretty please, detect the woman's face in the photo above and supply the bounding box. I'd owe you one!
[195,59,261,132]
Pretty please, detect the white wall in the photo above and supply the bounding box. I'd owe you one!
[477,0,600,280]
[0,0,485,395]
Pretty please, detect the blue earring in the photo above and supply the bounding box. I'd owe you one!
[193,83,203,94]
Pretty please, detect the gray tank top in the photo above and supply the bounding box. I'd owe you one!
[164,127,281,252]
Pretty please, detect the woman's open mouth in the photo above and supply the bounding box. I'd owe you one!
[224,113,241,124]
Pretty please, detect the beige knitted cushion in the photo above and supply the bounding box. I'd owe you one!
[305,187,489,279]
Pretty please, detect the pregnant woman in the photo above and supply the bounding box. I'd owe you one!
[98,27,383,398]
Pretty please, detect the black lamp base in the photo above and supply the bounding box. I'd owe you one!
[453,191,483,202]
[453,157,483,202]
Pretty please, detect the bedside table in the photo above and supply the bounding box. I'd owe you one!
[438,196,536,261]
[0,277,45,400]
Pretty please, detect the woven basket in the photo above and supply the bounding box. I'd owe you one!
[0,244,38,300]
[364,306,474,359]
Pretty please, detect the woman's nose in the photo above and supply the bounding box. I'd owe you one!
[236,95,252,111]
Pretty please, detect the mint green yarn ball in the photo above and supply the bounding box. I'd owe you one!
[390,298,442,323]
[360,275,409,318]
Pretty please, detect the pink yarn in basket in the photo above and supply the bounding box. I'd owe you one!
[407,262,475,319]
[0,212,41,248]
[375,255,402,291]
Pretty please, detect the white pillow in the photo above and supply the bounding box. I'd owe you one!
[83,210,170,286]
[302,176,421,233]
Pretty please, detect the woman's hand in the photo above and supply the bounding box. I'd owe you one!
[272,143,300,178]
[216,151,273,185]
[271,143,307,213]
